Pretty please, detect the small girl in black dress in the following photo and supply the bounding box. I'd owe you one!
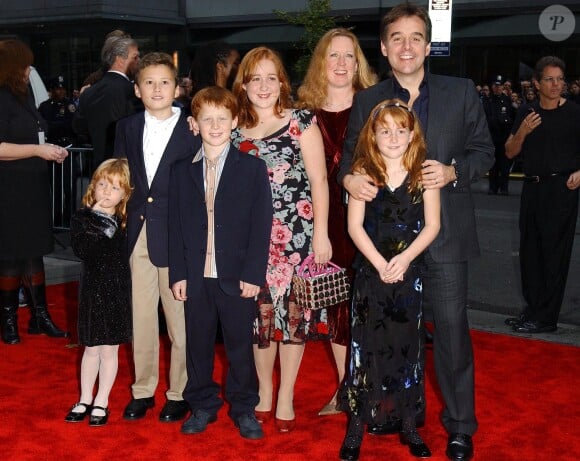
[65,158,132,426]
[339,100,440,459]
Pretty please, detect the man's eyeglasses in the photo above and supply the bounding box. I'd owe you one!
[541,76,565,84]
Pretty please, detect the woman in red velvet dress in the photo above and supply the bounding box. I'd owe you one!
[297,28,377,415]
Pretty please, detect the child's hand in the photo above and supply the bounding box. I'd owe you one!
[92,198,107,214]
[375,259,390,284]
[381,254,410,283]
[172,280,187,301]
[240,281,260,299]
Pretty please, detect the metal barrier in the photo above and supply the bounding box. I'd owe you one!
[50,147,94,231]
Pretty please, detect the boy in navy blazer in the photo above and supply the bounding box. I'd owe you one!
[114,52,201,423]
[169,87,272,439]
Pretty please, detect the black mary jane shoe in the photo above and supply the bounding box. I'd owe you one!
[89,406,110,427]
[64,403,91,423]
[400,432,432,458]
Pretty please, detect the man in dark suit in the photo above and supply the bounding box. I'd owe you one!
[338,4,494,461]
[168,87,272,439]
[114,52,201,424]
[79,35,141,167]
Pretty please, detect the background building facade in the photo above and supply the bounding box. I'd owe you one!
[1,0,580,91]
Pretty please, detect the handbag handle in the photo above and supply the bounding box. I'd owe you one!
[296,253,342,277]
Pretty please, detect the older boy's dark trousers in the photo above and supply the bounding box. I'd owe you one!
[182,277,259,419]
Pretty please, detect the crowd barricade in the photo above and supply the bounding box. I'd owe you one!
[50,147,94,231]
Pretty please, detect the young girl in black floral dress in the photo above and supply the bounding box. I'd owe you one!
[65,159,132,426]
[338,100,440,460]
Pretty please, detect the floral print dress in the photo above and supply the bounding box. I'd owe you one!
[231,109,330,346]
[338,179,426,424]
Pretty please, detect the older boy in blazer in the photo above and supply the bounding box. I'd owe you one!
[114,52,201,423]
[169,87,272,439]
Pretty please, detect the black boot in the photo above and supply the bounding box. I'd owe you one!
[0,285,20,344]
[26,279,69,338]
[339,416,363,461]
[1,305,20,344]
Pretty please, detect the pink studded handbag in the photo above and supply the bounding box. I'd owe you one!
[292,254,350,310]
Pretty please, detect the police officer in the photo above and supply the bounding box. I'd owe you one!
[39,76,78,226]
[484,75,516,195]
[38,76,76,147]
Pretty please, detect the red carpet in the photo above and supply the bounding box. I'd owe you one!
[0,282,579,460]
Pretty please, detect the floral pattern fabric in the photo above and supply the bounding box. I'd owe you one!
[231,109,330,346]
[338,180,426,424]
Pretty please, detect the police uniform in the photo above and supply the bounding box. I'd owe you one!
[484,75,516,194]
[38,76,76,146]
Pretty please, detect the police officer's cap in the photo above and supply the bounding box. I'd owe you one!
[49,75,66,89]
[492,75,505,86]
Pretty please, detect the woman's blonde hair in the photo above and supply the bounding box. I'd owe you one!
[296,28,377,109]
[352,99,426,194]
[82,158,132,229]
[232,46,293,128]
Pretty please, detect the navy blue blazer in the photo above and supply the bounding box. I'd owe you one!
[114,110,201,267]
[339,74,494,263]
[168,145,273,297]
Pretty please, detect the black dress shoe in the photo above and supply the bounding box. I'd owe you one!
[159,399,189,422]
[513,320,557,334]
[504,313,527,327]
[181,409,217,434]
[235,413,264,439]
[446,433,473,461]
[64,402,91,423]
[400,432,432,458]
[89,406,109,426]
[339,443,360,461]
[123,397,155,420]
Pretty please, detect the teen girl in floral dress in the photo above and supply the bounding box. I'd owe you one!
[231,46,331,432]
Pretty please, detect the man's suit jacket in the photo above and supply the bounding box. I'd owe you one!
[114,111,201,267]
[168,145,273,297]
[339,74,494,263]
[79,72,141,166]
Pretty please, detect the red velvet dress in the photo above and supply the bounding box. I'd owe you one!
[315,108,356,347]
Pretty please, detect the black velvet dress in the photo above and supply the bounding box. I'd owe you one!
[70,208,131,346]
[339,180,426,425]
[0,87,53,259]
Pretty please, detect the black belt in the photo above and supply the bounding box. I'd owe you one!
[523,173,569,183]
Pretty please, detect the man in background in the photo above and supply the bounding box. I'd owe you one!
[76,33,141,167]
[38,75,76,147]
[505,56,580,334]
[484,75,515,195]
